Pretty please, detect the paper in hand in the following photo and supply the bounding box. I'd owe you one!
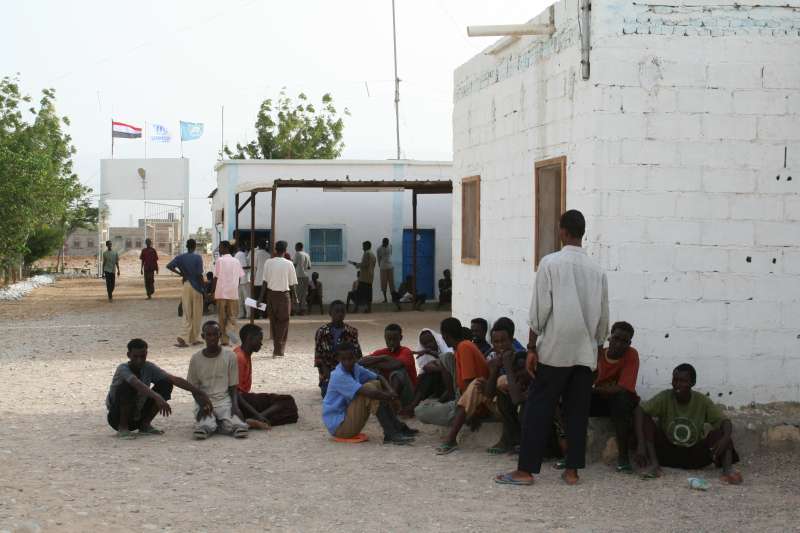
[244,297,266,311]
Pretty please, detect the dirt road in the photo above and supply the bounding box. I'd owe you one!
[0,273,797,532]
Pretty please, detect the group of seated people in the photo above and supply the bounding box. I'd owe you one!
[106,321,298,441]
[313,304,742,483]
[106,305,742,484]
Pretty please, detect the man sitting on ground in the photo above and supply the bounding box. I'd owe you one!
[322,343,417,445]
[314,300,362,397]
[436,269,452,310]
[361,323,418,417]
[490,317,526,353]
[409,328,451,412]
[188,321,249,440]
[634,363,742,484]
[483,323,531,455]
[414,318,489,442]
[470,318,492,356]
[434,318,492,454]
[307,272,324,314]
[345,272,359,312]
[392,275,427,310]
[107,338,213,439]
[235,324,299,429]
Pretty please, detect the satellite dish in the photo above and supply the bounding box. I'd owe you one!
[137,168,146,178]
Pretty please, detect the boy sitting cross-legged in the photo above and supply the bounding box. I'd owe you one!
[188,321,250,440]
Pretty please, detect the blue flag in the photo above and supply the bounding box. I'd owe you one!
[180,121,204,141]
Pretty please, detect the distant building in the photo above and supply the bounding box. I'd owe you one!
[107,216,182,254]
[63,228,97,257]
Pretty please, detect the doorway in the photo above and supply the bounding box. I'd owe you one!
[402,229,435,298]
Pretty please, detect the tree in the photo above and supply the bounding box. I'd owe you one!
[224,90,349,159]
[0,75,89,278]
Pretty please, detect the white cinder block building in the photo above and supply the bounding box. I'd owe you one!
[451,0,800,404]
[211,159,452,305]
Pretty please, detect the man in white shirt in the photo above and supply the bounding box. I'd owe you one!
[234,242,251,319]
[253,239,271,318]
[260,240,299,357]
[213,241,246,346]
[377,237,395,303]
[496,210,609,487]
[293,242,312,316]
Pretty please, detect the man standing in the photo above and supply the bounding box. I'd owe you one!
[293,242,311,316]
[349,241,376,313]
[496,210,608,487]
[234,242,251,319]
[260,240,298,357]
[213,241,245,346]
[253,239,270,318]
[167,239,206,348]
[139,238,159,299]
[102,240,121,302]
[377,237,395,303]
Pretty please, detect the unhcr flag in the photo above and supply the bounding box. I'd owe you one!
[150,123,171,143]
[180,121,204,141]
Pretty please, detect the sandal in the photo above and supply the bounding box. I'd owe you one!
[116,430,137,440]
[487,445,510,455]
[720,471,743,485]
[233,427,249,439]
[193,429,210,440]
[435,442,458,455]
[494,473,534,486]
[553,459,567,470]
[640,469,662,479]
[138,426,164,436]
[616,462,634,474]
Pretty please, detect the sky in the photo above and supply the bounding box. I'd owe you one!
[2,0,549,229]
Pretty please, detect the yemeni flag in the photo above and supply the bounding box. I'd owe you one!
[111,121,142,139]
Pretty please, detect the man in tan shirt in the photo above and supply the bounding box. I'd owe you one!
[349,241,376,314]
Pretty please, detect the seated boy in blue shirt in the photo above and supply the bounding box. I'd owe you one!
[322,343,418,445]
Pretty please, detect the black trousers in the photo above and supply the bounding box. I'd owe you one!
[518,364,593,473]
[589,389,639,459]
[415,371,445,401]
[107,379,173,431]
[104,271,116,299]
[496,391,522,447]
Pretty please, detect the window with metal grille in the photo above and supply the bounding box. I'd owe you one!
[308,228,343,264]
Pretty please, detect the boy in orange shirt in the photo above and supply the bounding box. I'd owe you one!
[435,317,490,455]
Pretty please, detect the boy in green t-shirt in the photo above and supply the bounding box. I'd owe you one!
[633,363,742,484]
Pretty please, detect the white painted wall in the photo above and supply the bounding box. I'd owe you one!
[212,161,452,305]
[452,0,800,404]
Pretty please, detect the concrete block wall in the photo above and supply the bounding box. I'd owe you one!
[452,0,800,405]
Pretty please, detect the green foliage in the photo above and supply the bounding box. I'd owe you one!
[24,225,64,264]
[224,90,349,159]
[0,75,91,269]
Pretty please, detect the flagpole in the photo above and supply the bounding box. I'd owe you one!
[220,105,224,160]
[111,118,114,159]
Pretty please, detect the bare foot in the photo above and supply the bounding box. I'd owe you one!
[562,469,580,485]
[246,418,272,431]
[175,338,189,348]
[721,471,743,485]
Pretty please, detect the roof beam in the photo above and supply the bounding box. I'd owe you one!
[466,22,554,38]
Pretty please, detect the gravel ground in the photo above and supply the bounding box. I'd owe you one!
[0,271,798,533]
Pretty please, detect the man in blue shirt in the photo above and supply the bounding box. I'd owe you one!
[167,239,206,348]
[322,343,417,445]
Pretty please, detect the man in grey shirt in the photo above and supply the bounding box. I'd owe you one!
[107,338,212,439]
[376,237,395,303]
[496,210,609,487]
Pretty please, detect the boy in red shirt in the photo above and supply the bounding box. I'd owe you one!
[234,324,298,429]
[361,323,418,417]
[590,321,639,472]
[435,317,490,455]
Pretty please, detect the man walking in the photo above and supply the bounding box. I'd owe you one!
[102,240,121,302]
[260,241,298,357]
[167,239,206,348]
[139,238,159,299]
[349,241,376,313]
[214,241,245,346]
[496,210,608,486]
[293,242,311,316]
[377,237,395,303]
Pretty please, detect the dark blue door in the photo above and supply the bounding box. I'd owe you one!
[402,229,435,299]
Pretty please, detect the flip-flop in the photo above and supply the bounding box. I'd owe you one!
[487,445,510,455]
[332,433,369,443]
[435,443,458,455]
[616,463,634,474]
[193,430,210,440]
[117,431,137,440]
[138,426,164,435]
[720,471,743,485]
[640,470,661,479]
[553,459,567,470]
[494,473,534,486]
[233,428,249,439]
